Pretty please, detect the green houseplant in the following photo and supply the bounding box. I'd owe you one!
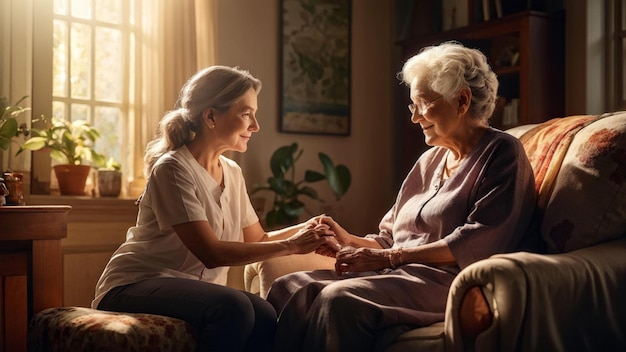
[251,142,351,228]
[0,96,30,151]
[18,117,106,195]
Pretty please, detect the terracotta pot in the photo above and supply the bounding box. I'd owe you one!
[97,170,122,197]
[53,164,91,196]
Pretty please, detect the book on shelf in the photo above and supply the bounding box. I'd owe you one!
[495,0,503,18]
[482,0,503,21]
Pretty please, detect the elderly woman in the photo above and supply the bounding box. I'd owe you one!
[267,41,537,351]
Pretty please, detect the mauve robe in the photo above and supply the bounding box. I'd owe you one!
[267,128,537,352]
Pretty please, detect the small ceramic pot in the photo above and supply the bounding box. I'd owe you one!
[98,170,122,197]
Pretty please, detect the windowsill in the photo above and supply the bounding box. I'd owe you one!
[26,194,138,223]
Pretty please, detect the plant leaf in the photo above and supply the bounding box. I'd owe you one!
[333,164,352,199]
[19,136,48,151]
[283,199,305,217]
[270,143,297,177]
[318,152,334,171]
[297,185,319,200]
[318,152,351,200]
[0,118,18,140]
[304,170,325,182]
[268,177,287,195]
[0,136,10,150]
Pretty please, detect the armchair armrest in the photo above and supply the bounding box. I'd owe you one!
[244,252,336,298]
[445,237,626,352]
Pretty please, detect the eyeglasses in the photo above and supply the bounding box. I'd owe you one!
[408,95,443,116]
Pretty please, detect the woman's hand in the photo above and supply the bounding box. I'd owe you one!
[319,215,353,247]
[302,215,342,257]
[334,246,390,275]
[286,221,334,254]
[315,237,342,257]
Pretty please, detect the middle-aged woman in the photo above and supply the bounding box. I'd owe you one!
[92,66,330,352]
[267,41,538,351]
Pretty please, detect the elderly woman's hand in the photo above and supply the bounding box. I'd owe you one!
[335,246,390,275]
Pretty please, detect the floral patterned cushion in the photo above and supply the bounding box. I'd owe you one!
[517,112,626,253]
[28,307,197,352]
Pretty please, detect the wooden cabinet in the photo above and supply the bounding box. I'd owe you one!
[395,10,565,179]
[0,205,71,351]
[28,196,137,308]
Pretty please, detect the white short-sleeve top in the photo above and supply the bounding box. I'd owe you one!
[92,146,258,308]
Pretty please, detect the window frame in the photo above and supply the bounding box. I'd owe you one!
[52,0,131,168]
[31,0,136,195]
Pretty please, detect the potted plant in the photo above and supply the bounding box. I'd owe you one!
[251,142,351,228]
[0,96,30,151]
[1,96,32,205]
[96,157,122,197]
[17,117,106,195]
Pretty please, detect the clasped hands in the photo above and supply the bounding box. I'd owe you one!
[287,215,338,253]
[290,215,390,275]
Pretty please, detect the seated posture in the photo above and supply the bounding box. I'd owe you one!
[92,66,329,352]
[267,42,538,352]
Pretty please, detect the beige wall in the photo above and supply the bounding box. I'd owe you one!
[3,0,603,235]
[212,0,603,235]
[214,0,396,234]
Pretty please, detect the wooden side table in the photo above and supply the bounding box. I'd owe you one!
[0,205,71,352]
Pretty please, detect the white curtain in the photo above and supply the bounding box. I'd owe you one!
[0,0,34,172]
[128,0,216,196]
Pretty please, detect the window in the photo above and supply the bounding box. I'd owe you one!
[52,0,131,175]
[8,0,212,196]
[606,0,626,110]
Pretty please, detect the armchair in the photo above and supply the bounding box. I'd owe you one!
[244,112,626,351]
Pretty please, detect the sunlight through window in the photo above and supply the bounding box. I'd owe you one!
[52,0,128,169]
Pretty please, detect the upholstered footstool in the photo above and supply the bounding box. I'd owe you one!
[28,307,197,352]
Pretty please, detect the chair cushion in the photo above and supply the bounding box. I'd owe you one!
[516,112,626,253]
[245,252,335,298]
[28,307,197,352]
[540,112,626,252]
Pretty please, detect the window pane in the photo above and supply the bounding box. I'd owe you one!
[53,20,68,97]
[71,0,92,20]
[95,0,122,24]
[52,101,66,120]
[70,23,92,99]
[95,106,121,161]
[54,0,68,16]
[95,28,123,102]
[71,104,90,122]
[130,0,136,26]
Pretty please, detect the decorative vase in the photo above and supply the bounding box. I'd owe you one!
[97,170,122,197]
[53,164,91,196]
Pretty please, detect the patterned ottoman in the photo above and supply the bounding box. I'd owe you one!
[28,307,197,352]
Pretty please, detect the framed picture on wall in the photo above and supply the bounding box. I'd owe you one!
[279,0,351,136]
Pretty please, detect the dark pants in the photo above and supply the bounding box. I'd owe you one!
[98,277,276,352]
